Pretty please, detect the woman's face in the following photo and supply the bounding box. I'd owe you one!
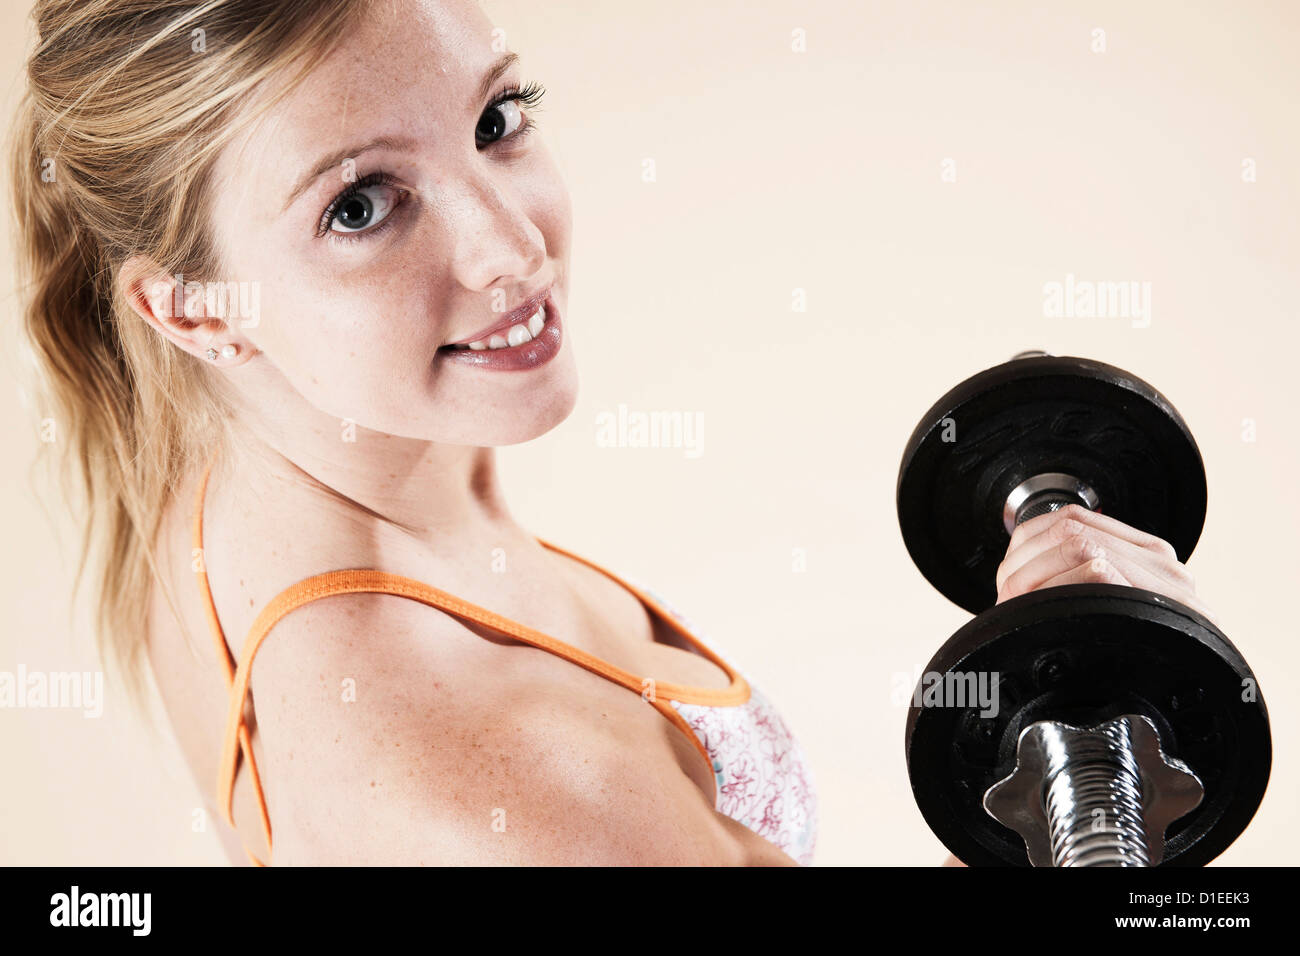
[207,0,576,446]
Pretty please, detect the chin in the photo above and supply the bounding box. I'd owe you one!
[489,373,579,446]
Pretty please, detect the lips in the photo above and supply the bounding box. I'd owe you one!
[442,288,552,349]
[437,294,563,372]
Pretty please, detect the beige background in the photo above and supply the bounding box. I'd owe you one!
[2,0,1296,865]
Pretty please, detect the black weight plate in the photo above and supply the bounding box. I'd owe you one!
[897,355,1208,614]
[904,584,1271,867]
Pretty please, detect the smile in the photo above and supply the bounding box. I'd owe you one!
[444,301,548,351]
[437,295,563,371]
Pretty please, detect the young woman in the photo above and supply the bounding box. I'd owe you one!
[12,0,1212,866]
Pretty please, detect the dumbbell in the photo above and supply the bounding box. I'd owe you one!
[897,351,1271,867]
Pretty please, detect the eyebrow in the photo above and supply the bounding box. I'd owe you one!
[280,52,521,214]
[280,134,415,213]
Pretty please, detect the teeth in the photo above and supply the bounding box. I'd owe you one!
[460,303,548,351]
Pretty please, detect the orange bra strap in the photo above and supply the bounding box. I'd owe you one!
[203,455,751,847]
[649,696,715,783]
[242,845,267,868]
[216,567,747,826]
[534,536,749,700]
[193,465,272,866]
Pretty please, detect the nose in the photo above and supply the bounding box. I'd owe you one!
[437,168,547,290]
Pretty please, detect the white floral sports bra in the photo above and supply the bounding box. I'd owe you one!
[636,582,819,866]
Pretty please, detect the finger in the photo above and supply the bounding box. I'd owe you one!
[996,556,1130,604]
[998,553,1220,630]
[998,529,1106,599]
[1007,504,1179,561]
[999,519,1192,600]
[998,508,1182,593]
[1075,549,1218,624]
[998,515,1098,592]
[1002,533,1207,614]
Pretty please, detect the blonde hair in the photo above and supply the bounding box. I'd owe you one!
[10,0,366,713]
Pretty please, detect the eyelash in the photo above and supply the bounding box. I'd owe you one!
[316,171,399,241]
[315,80,548,244]
[489,80,547,123]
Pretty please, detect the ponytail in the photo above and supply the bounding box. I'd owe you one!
[12,88,193,713]
[9,0,366,718]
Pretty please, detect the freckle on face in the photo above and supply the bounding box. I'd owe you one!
[207,0,577,447]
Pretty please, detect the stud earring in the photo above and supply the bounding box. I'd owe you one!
[205,348,218,361]
[220,344,238,359]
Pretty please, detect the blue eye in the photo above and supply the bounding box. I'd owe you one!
[318,172,401,238]
[314,81,547,244]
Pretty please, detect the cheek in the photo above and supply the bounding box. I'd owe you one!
[261,273,440,409]
[522,148,573,255]
[547,178,573,248]
[210,205,441,418]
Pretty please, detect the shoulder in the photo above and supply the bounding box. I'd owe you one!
[250,589,746,865]
[184,459,752,865]
[193,457,389,667]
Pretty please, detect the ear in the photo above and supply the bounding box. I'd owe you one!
[117,255,258,366]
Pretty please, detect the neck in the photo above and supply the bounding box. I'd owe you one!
[221,404,520,549]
